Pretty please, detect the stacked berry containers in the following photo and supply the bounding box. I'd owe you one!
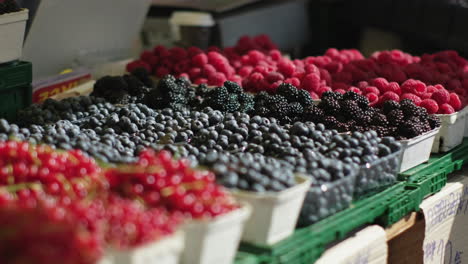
[0,1,28,64]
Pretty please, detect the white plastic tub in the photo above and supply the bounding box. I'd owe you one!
[231,175,311,245]
[99,231,185,264]
[0,9,28,64]
[432,110,467,153]
[181,203,251,264]
[399,128,440,172]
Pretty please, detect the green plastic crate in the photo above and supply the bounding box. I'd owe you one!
[234,252,260,264]
[0,61,33,121]
[398,139,468,197]
[240,182,417,264]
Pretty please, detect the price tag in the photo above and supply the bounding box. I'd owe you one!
[421,174,468,264]
[315,225,387,264]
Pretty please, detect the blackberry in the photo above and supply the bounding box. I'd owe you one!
[277,83,299,101]
[400,99,419,117]
[303,105,324,122]
[130,67,154,88]
[399,121,424,138]
[224,81,243,94]
[205,86,229,110]
[289,102,304,116]
[322,91,343,100]
[342,91,360,101]
[340,100,362,119]
[238,93,255,113]
[428,115,441,129]
[224,94,241,112]
[296,89,314,106]
[387,109,404,125]
[320,97,341,115]
[371,113,389,126]
[382,100,400,114]
[370,125,391,137]
[322,116,339,128]
[354,112,372,126]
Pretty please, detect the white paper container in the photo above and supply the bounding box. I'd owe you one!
[231,175,311,245]
[0,9,28,64]
[99,231,184,264]
[399,128,440,172]
[181,203,251,264]
[432,110,467,153]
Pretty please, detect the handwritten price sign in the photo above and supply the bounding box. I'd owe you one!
[422,176,468,264]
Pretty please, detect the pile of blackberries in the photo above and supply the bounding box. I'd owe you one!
[253,83,314,124]
[303,91,440,139]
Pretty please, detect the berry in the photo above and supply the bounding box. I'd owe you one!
[380,91,400,104]
[420,99,439,114]
[400,93,422,106]
[449,93,462,111]
[439,103,455,114]
[431,89,450,104]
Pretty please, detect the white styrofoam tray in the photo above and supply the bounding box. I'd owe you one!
[0,9,28,64]
[231,175,311,245]
[181,203,251,264]
[432,109,468,153]
[99,231,184,264]
[399,128,440,173]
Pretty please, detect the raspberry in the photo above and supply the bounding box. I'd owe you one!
[155,67,170,78]
[305,64,320,75]
[363,86,380,95]
[366,93,379,106]
[427,85,438,93]
[277,60,296,77]
[140,51,154,62]
[188,67,202,79]
[455,88,467,97]
[173,60,190,74]
[317,86,332,96]
[319,69,332,84]
[192,53,209,68]
[207,51,228,65]
[332,82,349,91]
[380,91,400,104]
[208,72,227,86]
[202,64,217,77]
[301,74,321,91]
[401,93,422,106]
[269,81,283,91]
[420,99,439,114]
[384,82,402,95]
[447,79,462,90]
[284,77,301,88]
[439,103,455,114]
[247,50,266,65]
[187,46,203,57]
[401,79,426,94]
[371,77,389,91]
[431,89,450,104]
[324,62,343,74]
[266,71,285,83]
[238,66,253,77]
[334,89,346,94]
[449,93,462,110]
[347,86,362,94]
[169,47,188,60]
[153,45,167,56]
[126,60,151,73]
[333,71,353,84]
[358,81,369,89]
[194,78,208,85]
[309,92,319,99]
[228,75,242,85]
[421,93,432,99]
[269,49,282,61]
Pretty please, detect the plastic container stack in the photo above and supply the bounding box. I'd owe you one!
[0,6,31,121]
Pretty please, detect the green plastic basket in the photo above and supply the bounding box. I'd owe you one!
[0,61,32,121]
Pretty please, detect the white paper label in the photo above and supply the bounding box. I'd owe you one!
[421,175,468,264]
[315,225,388,264]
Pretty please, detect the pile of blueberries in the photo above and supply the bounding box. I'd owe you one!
[8,73,405,225]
